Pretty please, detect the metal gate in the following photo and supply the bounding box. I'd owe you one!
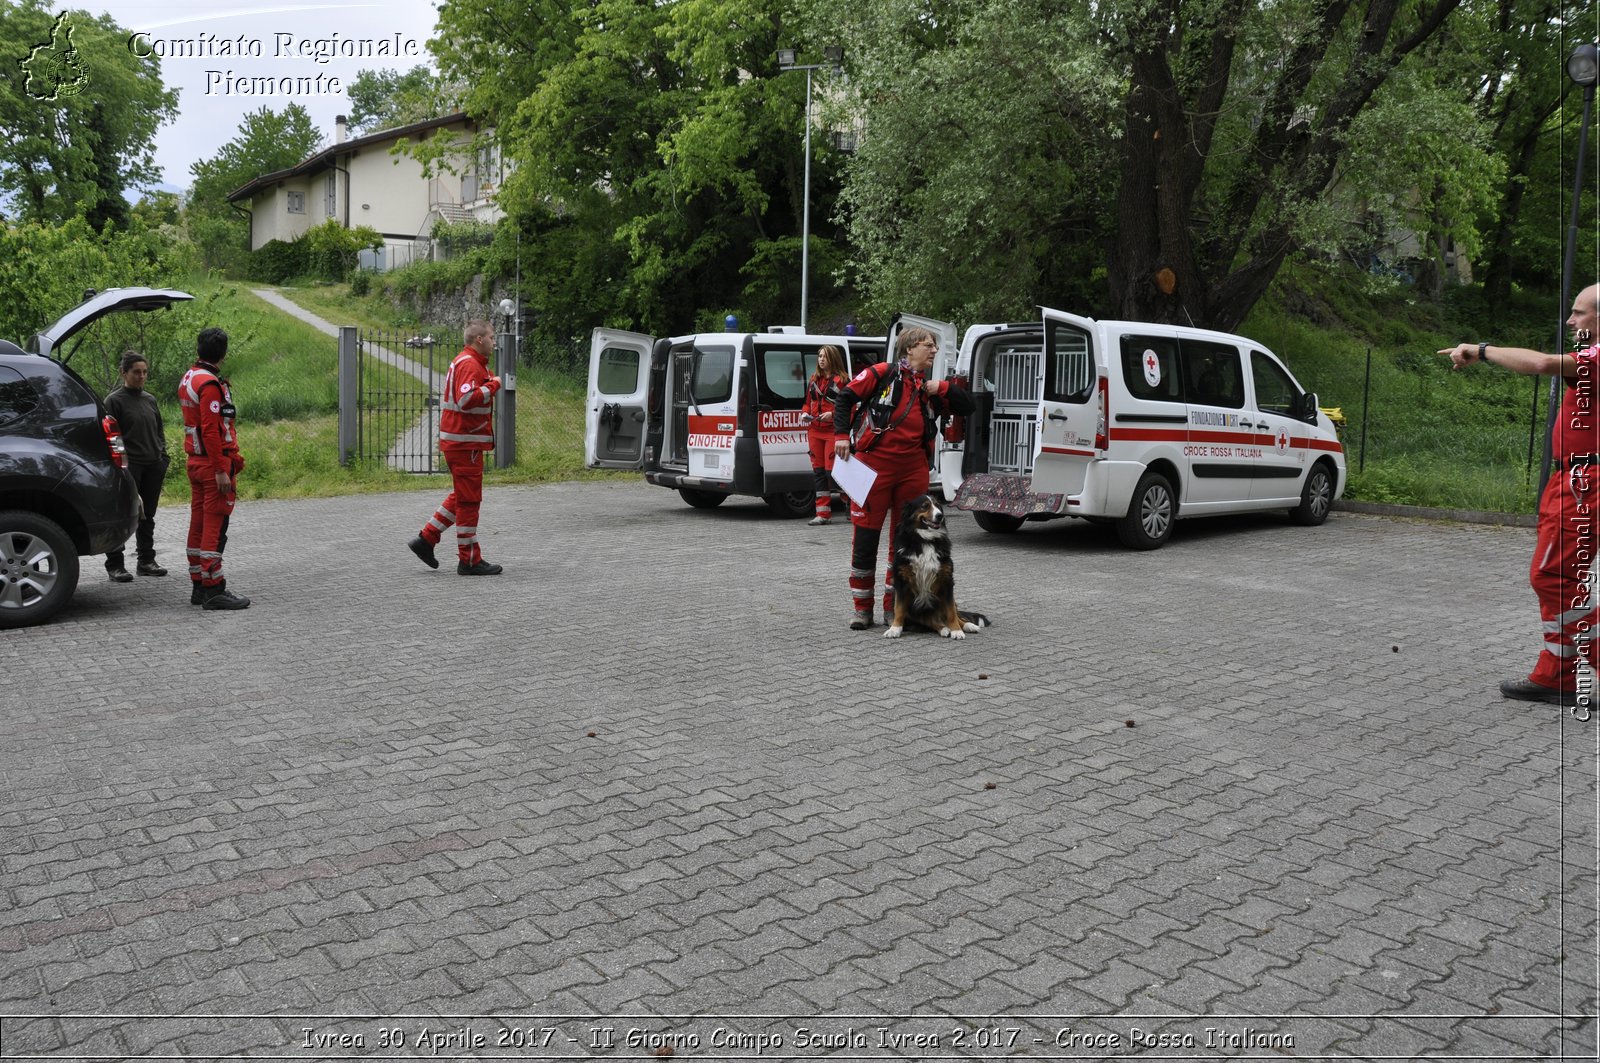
[338,328,451,473]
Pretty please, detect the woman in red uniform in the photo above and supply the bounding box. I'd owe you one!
[833,327,968,629]
[802,344,848,525]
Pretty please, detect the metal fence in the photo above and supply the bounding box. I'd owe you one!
[338,328,450,473]
[337,328,590,476]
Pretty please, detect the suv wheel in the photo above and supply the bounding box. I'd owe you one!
[764,490,813,518]
[0,512,80,629]
[1290,462,1335,526]
[679,488,727,509]
[1115,472,1176,550]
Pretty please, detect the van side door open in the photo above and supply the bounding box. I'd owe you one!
[586,328,655,469]
[1030,310,1101,498]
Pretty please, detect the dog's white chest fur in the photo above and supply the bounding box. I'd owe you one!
[906,540,941,606]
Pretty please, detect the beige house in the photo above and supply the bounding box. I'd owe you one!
[226,112,503,270]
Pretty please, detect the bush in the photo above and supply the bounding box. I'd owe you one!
[349,269,373,296]
[251,239,309,283]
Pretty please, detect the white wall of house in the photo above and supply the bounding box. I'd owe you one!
[248,177,315,248]
[239,117,505,261]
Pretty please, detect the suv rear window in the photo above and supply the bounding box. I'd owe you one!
[0,367,38,428]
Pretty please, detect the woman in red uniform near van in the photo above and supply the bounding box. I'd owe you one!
[833,327,968,629]
[803,344,848,525]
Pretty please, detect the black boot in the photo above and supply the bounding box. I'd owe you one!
[106,565,133,583]
[201,580,251,610]
[136,559,167,577]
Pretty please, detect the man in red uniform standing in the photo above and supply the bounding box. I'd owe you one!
[179,327,250,610]
[1442,283,1600,707]
[409,319,504,575]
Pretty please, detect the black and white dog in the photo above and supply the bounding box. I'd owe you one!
[885,494,991,639]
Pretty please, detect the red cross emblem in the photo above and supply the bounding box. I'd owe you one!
[1146,354,1157,373]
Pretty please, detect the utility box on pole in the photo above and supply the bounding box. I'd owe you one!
[337,326,358,466]
[494,327,517,469]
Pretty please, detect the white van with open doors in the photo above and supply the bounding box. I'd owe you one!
[930,308,1345,549]
[586,327,886,516]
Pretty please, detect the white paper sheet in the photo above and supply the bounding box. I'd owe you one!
[830,455,878,504]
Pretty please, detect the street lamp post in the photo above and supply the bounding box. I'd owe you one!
[1541,41,1599,492]
[777,46,844,331]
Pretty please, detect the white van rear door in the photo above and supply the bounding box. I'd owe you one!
[888,313,959,375]
[586,328,654,469]
[1031,308,1102,497]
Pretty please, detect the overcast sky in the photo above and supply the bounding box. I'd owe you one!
[91,1,444,193]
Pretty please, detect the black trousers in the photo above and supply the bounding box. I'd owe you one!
[107,458,168,568]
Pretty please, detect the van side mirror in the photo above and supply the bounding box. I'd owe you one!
[1298,392,1319,423]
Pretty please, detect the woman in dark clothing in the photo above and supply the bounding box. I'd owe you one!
[104,350,170,581]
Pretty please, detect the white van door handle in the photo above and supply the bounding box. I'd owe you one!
[1046,411,1070,421]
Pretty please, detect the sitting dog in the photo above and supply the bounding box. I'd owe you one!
[885,494,991,639]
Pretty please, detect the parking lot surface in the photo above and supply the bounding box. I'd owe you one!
[1,479,1596,1060]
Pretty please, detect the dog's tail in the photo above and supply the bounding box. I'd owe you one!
[958,610,991,628]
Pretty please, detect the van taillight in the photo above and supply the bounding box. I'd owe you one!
[1094,376,1108,450]
[101,415,128,468]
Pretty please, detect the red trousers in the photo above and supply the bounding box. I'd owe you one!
[186,462,234,588]
[808,429,836,519]
[848,449,931,615]
[421,449,485,565]
[1528,466,1598,690]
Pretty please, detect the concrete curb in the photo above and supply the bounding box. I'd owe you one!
[1335,498,1536,528]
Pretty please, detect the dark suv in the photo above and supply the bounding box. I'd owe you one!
[0,288,193,629]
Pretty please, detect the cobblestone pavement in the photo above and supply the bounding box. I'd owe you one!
[2,480,1596,1060]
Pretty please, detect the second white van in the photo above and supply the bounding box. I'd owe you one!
[930,308,1346,549]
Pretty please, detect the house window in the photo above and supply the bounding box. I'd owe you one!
[326,172,337,218]
[286,191,305,214]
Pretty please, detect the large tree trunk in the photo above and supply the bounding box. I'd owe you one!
[1106,0,1460,330]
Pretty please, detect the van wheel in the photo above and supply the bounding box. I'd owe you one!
[973,511,1024,534]
[1116,472,1175,550]
[0,512,80,629]
[679,488,727,509]
[1290,462,1334,526]
[764,490,813,518]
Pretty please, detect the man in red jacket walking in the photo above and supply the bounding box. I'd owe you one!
[409,320,505,575]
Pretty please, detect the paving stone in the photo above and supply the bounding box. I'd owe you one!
[0,486,1592,1058]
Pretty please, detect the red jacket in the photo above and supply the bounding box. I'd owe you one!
[439,347,500,453]
[835,361,950,464]
[178,361,241,475]
[1557,344,1600,458]
[803,373,845,441]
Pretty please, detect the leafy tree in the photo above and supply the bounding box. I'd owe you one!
[431,0,846,336]
[186,104,322,271]
[820,0,1483,329]
[0,0,177,228]
[347,65,462,135]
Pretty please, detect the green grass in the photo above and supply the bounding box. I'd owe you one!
[1244,262,1557,514]
[121,263,1564,514]
[121,276,622,506]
